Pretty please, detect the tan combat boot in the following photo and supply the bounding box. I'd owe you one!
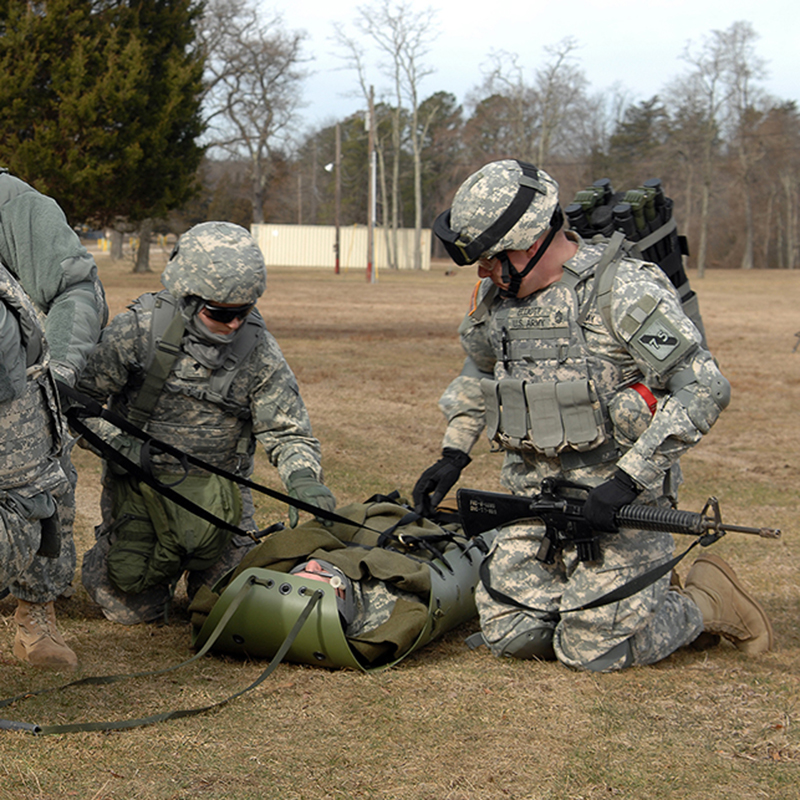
[681,553,773,655]
[14,600,79,669]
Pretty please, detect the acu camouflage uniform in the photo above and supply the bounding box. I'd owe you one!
[441,235,726,671]
[0,263,70,587]
[0,171,107,605]
[78,223,326,624]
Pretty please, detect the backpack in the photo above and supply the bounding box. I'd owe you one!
[565,178,707,346]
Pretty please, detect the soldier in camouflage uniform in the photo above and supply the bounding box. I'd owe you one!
[414,160,773,672]
[77,221,335,624]
[0,170,108,669]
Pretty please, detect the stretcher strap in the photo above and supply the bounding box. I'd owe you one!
[0,582,322,735]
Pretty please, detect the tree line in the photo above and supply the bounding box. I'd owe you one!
[1,0,796,272]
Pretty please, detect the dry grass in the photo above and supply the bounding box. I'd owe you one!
[0,251,798,800]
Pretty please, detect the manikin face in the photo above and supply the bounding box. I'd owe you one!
[291,559,347,600]
[196,300,254,335]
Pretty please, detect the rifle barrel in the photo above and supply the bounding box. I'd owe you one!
[716,523,781,539]
[616,504,780,539]
[456,488,781,541]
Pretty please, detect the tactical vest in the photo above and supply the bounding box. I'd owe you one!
[0,262,64,489]
[480,249,609,462]
[114,291,265,474]
[477,244,655,472]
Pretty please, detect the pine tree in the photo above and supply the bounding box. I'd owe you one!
[0,0,205,227]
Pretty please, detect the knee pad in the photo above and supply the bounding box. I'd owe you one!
[499,626,556,661]
[581,638,634,672]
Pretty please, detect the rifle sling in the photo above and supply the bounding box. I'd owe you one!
[479,536,705,623]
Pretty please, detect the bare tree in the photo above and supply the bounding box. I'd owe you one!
[718,22,768,270]
[672,21,768,273]
[472,38,591,168]
[335,0,438,270]
[476,52,536,163]
[670,40,728,276]
[199,0,308,223]
[533,39,590,165]
[756,103,800,269]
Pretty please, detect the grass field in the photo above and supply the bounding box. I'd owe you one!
[0,252,798,800]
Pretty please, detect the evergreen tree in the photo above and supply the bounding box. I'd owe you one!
[417,91,463,227]
[0,0,205,227]
[605,97,671,186]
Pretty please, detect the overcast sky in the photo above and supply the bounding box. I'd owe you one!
[272,0,797,131]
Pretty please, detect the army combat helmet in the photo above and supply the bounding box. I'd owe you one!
[162,221,267,305]
[433,160,563,297]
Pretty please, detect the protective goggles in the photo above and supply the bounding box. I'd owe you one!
[433,161,550,266]
[201,302,254,323]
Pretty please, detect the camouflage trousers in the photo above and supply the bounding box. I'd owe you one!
[81,483,257,625]
[6,452,77,605]
[475,520,704,672]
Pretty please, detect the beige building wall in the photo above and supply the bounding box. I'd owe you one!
[251,224,431,270]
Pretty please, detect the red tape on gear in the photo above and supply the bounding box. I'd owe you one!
[630,382,658,415]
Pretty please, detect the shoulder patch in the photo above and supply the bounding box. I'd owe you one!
[636,317,681,361]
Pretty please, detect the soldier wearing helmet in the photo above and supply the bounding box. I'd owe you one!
[77,221,335,625]
[414,160,772,672]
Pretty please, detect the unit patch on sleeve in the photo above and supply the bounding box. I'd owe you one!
[637,319,680,361]
[627,307,696,374]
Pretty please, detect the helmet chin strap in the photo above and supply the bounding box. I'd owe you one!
[497,206,564,298]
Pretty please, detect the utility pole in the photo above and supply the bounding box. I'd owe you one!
[366,85,376,284]
[297,174,302,225]
[334,122,341,274]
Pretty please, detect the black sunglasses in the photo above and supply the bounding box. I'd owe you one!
[201,302,254,324]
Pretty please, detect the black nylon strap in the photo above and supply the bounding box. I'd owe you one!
[502,205,564,298]
[58,382,383,536]
[479,536,704,623]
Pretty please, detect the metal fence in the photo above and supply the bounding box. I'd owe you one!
[251,223,431,270]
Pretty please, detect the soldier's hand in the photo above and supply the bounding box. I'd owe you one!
[582,471,641,533]
[286,468,336,528]
[412,448,471,517]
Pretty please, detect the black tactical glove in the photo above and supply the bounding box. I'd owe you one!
[412,448,471,516]
[582,470,641,533]
[286,468,337,528]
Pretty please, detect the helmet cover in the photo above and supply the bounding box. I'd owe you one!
[450,160,560,260]
[162,222,267,304]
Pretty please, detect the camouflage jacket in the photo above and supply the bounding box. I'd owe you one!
[0,262,67,495]
[439,237,728,499]
[0,171,107,384]
[77,292,324,485]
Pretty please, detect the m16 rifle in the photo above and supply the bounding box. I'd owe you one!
[457,478,781,564]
